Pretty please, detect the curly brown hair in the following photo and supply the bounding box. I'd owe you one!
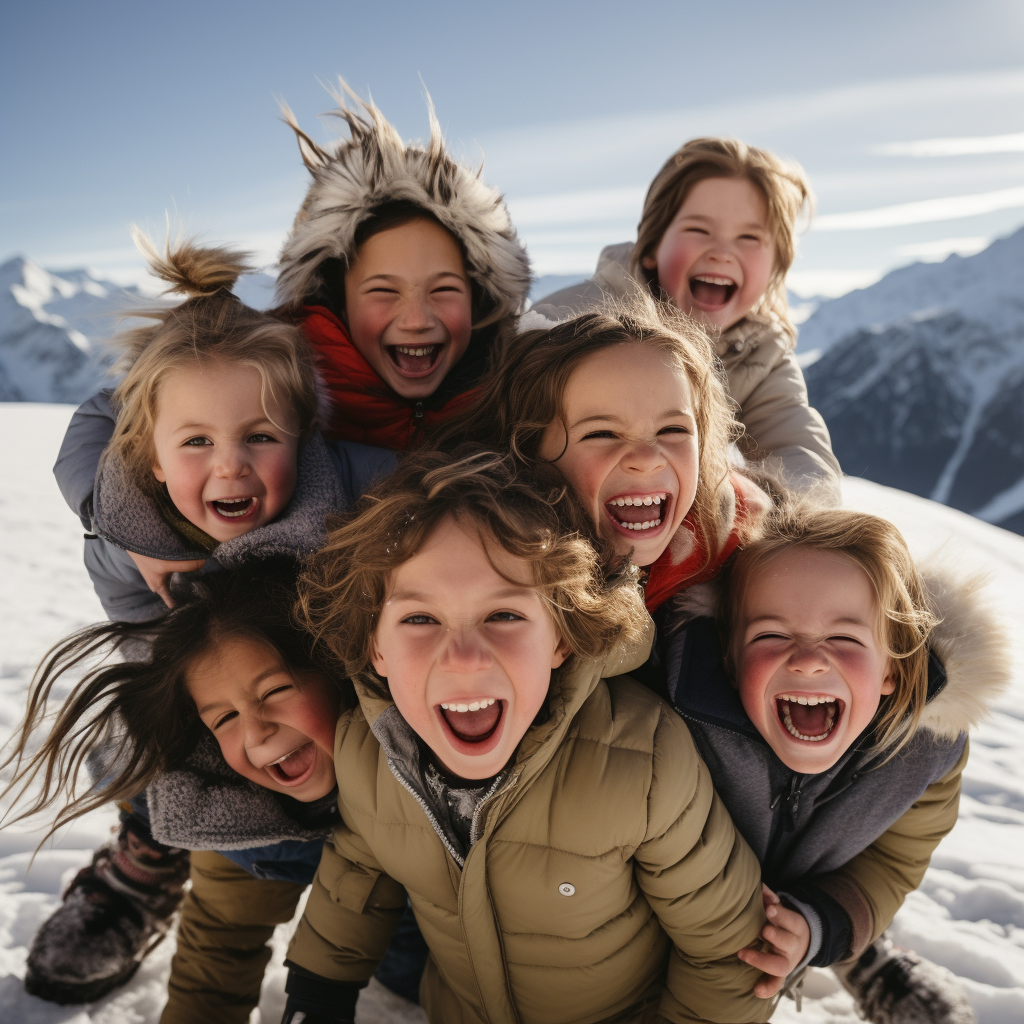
[433,294,741,575]
[297,447,648,699]
[633,137,813,336]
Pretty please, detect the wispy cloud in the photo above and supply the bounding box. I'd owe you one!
[813,186,1024,231]
[893,236,991,260]
[873,132,1024,157]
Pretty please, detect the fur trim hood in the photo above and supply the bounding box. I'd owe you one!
[275,82,531,320]
[665,566,1010,740]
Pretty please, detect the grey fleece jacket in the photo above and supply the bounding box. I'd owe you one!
[53,390,396,622]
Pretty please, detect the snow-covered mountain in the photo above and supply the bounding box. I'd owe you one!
[0,258,140,403]
[0,259,280,404]
[803,227,1024,535]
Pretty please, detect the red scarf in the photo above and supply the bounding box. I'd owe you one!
[302,306,480,450]
[643,483,750,612]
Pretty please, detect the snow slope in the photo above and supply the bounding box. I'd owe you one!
[1,404,1022,1023]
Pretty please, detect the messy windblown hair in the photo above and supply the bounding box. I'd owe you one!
[0,561,342,840]
[104,231,320,499]
[297,446,648,699]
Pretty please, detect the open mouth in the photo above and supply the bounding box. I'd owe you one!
[210,496,258,521]
[387,343,445,378]
[437,698,504,746]
[775,694,842,743]
[604,493,670,535]
[689,275,737,309]
[264,741,317,785]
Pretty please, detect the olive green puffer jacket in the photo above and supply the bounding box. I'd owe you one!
[287,635,773,1024]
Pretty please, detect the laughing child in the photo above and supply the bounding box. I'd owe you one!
[274,80,531,448]
[664,504,1007,1021]
[535,137,839,498]
[279,447,773,1024]
[3,563,421,1023]
[437,296,768,611]
[34,236,394,1005]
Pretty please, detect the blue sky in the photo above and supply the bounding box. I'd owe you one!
[2,0,1023,296]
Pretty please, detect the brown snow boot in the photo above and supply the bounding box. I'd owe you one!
[23,819,189,1004]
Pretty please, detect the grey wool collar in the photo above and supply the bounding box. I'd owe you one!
[93,433,346,563]
[274,80,531,321]
[147,733,337,851]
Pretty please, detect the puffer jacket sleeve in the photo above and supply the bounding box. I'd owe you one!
[160,851,306,1024]
[287,829,407,983]
[809,738,967,960]
[53,389,116,526]
[636,703,773,1023]
[727,344,841,501]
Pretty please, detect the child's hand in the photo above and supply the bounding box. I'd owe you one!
[127,551,206,607]
[737,884,811,998]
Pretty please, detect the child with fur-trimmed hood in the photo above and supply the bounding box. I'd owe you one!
[661,502,1008,1024]
[274,82,531,449]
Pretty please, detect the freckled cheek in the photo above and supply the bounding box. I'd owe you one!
[437,298,473,351]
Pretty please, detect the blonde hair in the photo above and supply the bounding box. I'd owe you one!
[435,294,742,575]
[297,446,648,698]
[104,231,319,498]
[722,503,936,759]
[633,137,813,335]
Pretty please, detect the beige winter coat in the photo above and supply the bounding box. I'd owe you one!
[288,633,773,1024]
[534,243,841,501]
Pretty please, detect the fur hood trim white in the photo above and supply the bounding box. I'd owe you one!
[918,568,1010,738]
[275,81,531,320]
[664,569,1010,740]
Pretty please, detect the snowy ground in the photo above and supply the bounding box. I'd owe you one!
[1,403,1022,1023]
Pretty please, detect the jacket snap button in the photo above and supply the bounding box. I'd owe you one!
[558,883,575,897]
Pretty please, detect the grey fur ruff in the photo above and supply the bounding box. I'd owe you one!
[275,81,531,319]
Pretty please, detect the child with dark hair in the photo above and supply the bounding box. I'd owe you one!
[275,81,531,448]
[3,563,423,1023]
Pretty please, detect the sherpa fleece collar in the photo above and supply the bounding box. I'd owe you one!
[92,433,346,563]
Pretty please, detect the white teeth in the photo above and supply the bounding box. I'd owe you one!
[266,745,304,768]
[395,345,437,357]
[609,493,666,507]
[778,694,836,705]
[623,519,662,530]
[693,274,735,286]
[213,497,255,518]
[440,698,497,712]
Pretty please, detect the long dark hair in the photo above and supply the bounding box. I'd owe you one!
[1,560,344,839]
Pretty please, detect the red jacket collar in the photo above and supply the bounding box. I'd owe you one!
[302,306,479,450]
